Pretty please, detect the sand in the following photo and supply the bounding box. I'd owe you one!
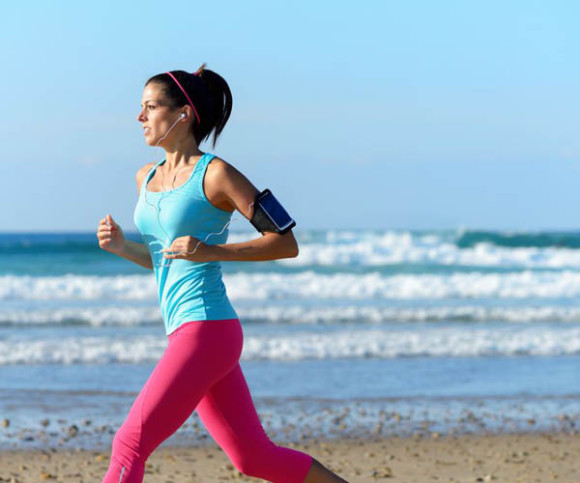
[0,432,578,482]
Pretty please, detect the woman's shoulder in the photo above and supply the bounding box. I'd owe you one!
[206,154,230,171]
[138,161,157,174]
[205,155,254,193]
[205,155,241,181]
[135,162,156,192]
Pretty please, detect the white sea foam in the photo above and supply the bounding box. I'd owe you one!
[0,274,158,301]
[6,230,580,270]
[237,305,580,324]
[0,306,161,326]
[1,325,579,365]
[3,304,580,326]
[281,231,580,269]
[4,271,580,302]
[242,326,580,360]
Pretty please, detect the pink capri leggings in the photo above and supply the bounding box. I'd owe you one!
[102,318,313,482]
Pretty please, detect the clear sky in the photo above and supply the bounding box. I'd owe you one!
[1,0,579,232]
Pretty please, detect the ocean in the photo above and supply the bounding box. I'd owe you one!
[0,229,578,451]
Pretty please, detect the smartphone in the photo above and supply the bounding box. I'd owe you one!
[256,189,296,234]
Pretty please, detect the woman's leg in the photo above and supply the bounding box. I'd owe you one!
[101,319,243,483]
[195,362,314,483]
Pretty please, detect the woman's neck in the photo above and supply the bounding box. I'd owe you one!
[163,148,204,173]
[162,136,204,171]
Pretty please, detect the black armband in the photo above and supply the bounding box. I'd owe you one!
[250,189,296,234]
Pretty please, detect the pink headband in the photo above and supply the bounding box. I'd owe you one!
[165,71,201,124]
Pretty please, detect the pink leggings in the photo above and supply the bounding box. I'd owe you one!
[102,318,313,482]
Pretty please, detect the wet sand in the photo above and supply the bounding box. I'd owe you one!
[0,432,578,482]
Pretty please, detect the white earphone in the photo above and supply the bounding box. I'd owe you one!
[180,113,187,119]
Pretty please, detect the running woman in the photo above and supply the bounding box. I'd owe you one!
[97,65,349,483]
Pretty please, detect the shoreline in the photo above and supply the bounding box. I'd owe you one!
[2,397,578,454]
[0,432,578,482]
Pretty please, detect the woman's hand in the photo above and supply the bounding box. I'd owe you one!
[97,214,126,254]
[161,236,214,262]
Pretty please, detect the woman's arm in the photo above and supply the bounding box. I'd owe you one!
[97,213,154,271]
[118,240,154,270]
[111,163,155,270]
[162,158,299,263]
[208,231,298,261]
[98,164,164,270]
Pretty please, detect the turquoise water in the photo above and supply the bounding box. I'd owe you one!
[0,229,579,450]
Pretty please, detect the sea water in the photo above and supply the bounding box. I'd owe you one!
[0,229,578,450]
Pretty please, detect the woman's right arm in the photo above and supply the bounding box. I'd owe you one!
[96,164,155,270]
[97,214,154,270]
[117,240,154,270]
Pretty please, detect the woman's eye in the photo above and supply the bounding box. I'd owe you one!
[147,105,155,110]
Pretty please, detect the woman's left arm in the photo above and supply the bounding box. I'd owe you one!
[209,229,299,261]
[162,159,299,262]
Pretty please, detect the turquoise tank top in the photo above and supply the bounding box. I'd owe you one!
[133,153,238,335]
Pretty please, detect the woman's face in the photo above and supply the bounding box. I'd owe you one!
[137,83,184,147]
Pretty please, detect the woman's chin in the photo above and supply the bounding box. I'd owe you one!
[144,134,166,148]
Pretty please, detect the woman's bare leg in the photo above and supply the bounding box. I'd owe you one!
[303,457,350,483]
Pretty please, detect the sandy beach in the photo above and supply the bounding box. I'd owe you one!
[0,432,578,482]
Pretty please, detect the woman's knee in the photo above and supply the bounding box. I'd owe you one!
[230,445,273,478]
[230,442,308,480]
[231,454,259,477]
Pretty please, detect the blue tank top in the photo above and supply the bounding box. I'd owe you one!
[133,153,238,335]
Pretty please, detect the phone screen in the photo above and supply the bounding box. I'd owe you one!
[258,191,294,231]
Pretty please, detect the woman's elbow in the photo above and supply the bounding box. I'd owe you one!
[288,242,299,258]
[286,234,299,258]
[275,232,299,258]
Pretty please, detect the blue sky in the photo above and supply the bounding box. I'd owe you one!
[1,0,579,232]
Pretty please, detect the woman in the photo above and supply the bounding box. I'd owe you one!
[97,65,349,483]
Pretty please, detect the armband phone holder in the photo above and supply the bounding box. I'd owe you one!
[250,189,296,234]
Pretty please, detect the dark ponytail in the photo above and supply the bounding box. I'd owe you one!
[146,65,233,148]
